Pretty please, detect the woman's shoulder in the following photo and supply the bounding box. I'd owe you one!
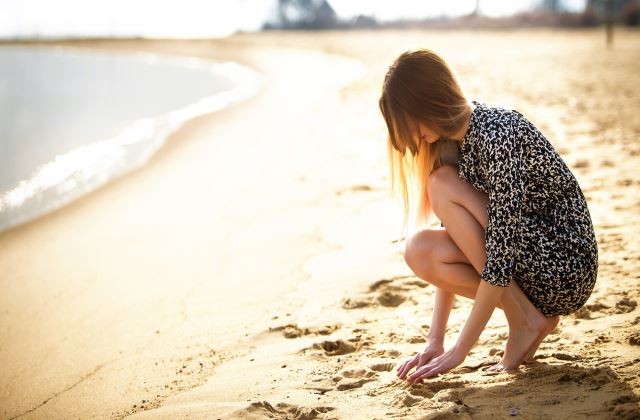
[475,101,552,152]
[475,101,522,125]
[473,101,521,140]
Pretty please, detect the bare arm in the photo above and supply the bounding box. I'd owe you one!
[454,280,504,354]
[427,287,455,344]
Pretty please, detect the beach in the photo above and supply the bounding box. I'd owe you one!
[1,28,639,419]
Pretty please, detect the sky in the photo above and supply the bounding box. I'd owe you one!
[0,0,588,39]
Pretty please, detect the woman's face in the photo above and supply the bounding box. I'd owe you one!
[411,120,440,144]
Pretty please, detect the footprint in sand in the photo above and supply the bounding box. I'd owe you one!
[302,336,369,356]
[342,276,427,310]
[333,368,378,391]
[233,401,335,419]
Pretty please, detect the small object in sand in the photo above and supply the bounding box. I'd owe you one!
[510,407,519,416]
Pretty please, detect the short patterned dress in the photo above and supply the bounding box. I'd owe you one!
[445,100,599,317]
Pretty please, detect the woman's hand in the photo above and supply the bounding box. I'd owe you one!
[401,281,504,383]
[396,341,445,380]
[405,345,467,383]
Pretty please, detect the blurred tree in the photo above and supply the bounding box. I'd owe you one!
[352,15,378,28]
[583,0,640,46]
[265,0,338,29]
[543,0,560,12]
[622,1,640,25]
[584,0,638,21]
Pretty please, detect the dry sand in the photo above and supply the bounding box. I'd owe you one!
[1,28,639,419]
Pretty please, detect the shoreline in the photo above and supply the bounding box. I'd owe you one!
[0,45,262,234]
[1,29,639,419]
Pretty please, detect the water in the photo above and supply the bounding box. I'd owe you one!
[0,46,262,232]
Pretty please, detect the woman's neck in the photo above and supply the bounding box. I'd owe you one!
[449,103,475,143]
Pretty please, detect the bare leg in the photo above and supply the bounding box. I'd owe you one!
[405,165,559,370]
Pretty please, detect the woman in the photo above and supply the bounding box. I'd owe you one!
[378,49,598,382]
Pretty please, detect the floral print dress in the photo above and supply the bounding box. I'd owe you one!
[450,100,598,317]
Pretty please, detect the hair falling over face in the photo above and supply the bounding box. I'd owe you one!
[379,48,472,237]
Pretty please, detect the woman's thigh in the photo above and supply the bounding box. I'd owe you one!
[429,165,490,231]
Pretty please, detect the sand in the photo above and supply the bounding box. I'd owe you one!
[1,28,639,419]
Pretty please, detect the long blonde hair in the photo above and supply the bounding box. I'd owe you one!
[378,49,471,236]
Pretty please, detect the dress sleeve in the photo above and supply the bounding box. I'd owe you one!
[480,114,526,287]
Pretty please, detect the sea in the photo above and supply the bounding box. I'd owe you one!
[0,45,262,232]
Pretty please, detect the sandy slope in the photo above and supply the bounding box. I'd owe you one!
[1,28,639,419]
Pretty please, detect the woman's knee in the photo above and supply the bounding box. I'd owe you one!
[404,229,440,277]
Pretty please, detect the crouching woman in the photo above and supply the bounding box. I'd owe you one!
[378,49,598,382]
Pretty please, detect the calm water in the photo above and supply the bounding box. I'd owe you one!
[0,46,261,231]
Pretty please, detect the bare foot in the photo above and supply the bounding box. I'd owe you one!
[522,316,560,363]
[487,315,559,372]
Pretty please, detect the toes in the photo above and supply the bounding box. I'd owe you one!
[487,360,523,372]
[487,363,505,372]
